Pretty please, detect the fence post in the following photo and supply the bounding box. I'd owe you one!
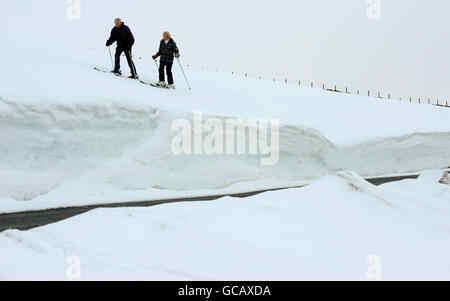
[311,82,313,88]
[298,80,301,86]
[368,90,370,96]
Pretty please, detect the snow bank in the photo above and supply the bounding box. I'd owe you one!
[1,1,450,212]
[380,169,450,208]
[1,95,450,213]
[417,169,450,185]
[1,172,449,281]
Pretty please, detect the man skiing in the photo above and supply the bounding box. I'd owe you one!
[106,18,138,79]
[152,31,180,89]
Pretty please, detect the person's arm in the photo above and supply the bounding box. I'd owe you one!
[172,40,180,57]
[125,26,135,46]
[152,42,162,59]
[106,29,116,46]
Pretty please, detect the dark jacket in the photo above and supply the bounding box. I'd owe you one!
[106,23,135,48]
[154,38,179,63]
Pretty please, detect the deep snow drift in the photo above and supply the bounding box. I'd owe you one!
[1,171,449,281]
[1,1,450,212]
[1,92,450,213]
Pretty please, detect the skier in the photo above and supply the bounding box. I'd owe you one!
[152,31,180,89]
[106,18,138,79]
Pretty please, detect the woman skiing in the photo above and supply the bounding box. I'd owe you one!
[152,31,180,89]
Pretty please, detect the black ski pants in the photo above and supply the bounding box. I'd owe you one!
[115,45,137,77]
[159,61,174,85]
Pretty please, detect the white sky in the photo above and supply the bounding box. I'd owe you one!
[3,0,450,103]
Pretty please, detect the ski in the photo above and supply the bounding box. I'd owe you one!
[139,80,175,90]
[93,67,139,80]
[93,67,110,73]
[94,67,173,88]
[94,67,121,76]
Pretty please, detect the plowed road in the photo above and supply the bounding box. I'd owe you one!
[0,174,423,232]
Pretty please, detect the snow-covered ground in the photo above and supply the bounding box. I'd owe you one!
[1,170,449,281]
[1,1,450,213]
[1,1,450,281]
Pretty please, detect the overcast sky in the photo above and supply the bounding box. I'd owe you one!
[4,0,450,102]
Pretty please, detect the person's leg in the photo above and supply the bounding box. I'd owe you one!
[166,62,174,85]
[114,47,124,72]
[124,47,137,77]
[159,61,166,83]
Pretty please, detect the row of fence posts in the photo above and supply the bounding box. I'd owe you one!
[186,65,449,108]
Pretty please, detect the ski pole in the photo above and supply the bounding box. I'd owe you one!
[176,57,191,90]
[108,46,114,70]
[154,59,159,70]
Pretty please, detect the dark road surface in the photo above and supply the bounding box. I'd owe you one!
[0,174,422,232]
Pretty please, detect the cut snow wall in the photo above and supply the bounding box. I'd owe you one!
[1,97,449,202]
